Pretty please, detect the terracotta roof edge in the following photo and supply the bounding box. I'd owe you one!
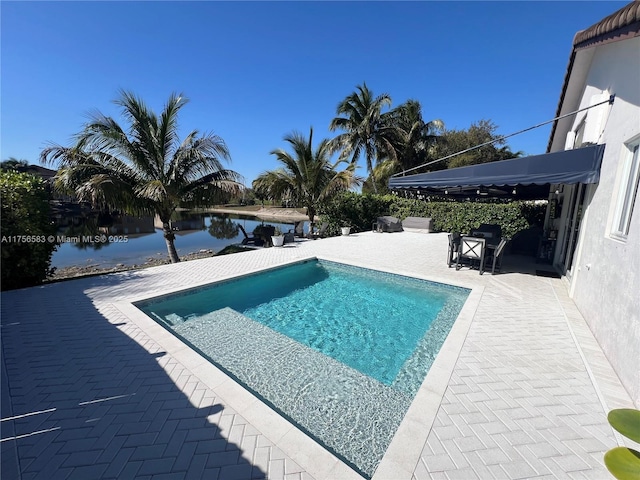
[573,1,640,46]
[547,1,639,153]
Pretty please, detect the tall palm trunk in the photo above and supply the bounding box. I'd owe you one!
[307,206,316,238]
[162,222,181,263]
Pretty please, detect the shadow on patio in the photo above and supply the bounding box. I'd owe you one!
[1,280,267,480]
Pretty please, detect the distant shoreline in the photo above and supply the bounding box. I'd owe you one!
[47,207,310,282]
[203,206,310,222]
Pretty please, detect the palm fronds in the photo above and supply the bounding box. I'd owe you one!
[39,90,240,262]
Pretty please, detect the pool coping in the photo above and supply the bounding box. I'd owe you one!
[6,232,635,479]
[116,254,482,480]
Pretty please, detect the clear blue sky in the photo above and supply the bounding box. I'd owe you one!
[1,1,628,186]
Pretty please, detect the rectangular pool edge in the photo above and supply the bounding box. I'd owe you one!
[112,300,366,480]
[127,255,320,304]
[120,258,481,480]
[372,286,483,479]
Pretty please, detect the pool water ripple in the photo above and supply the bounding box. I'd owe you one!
[138,260,470,477]
[173,308,412,477]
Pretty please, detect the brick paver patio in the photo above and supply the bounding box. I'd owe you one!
[1,232,636,479]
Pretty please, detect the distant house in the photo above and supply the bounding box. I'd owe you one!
[99,212,155,235]
[546,1,639,404]
[154,214,205,232]
[18,164,58,181]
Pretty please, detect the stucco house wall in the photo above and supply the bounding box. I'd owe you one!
[552,36,640,405]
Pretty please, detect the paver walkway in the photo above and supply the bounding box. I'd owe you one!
[1,232,636,480]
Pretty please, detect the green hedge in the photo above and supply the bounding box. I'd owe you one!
[319,192,393,234]
[386,197,544,238]
[1,171,58,290]
[319,192,546,239]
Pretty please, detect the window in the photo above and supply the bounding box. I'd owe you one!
[612,142,640,239]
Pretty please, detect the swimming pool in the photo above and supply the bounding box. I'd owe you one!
[136,260,470,477]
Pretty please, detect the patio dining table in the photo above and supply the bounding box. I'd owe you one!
[456,232,502,274]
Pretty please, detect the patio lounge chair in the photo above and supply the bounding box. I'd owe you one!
[283,221,303,245]
[456,236,486,274]
[402,216,433,233]
[290,221,305,238]
[238,224,261,246]
[283,230,295,245]
[309,223,329,239]
[373,216,403,233]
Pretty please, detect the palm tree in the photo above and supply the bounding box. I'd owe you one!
[390,99,444,170]
[40,90,241,263]
[253,127,360,233]
[373,100,444,192]
[329,83,400,193]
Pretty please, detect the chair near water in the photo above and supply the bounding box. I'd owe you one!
[309,223,329,239]
[284,221,304,245]
[283,230,295,245]
[290,221,305,238]
[456,236,486,274]
[238,224,260,246]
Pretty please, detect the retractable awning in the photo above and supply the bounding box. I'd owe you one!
[388,144,606,199]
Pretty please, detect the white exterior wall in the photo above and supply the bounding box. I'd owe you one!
[560,38,640,405]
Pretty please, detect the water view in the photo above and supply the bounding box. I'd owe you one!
[51,213,302,269]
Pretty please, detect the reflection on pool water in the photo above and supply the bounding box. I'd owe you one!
[136,260,470,478]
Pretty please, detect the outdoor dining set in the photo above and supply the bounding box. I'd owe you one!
[447,224,508,275]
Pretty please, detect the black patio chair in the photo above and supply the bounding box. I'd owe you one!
[484,237,508,275]
[447,232,462,267]
[456,236,486,274]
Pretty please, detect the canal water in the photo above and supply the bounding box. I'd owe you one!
[51,213,304,269]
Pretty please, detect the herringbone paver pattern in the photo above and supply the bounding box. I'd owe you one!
[1,232,635,480]
[412,274,615,479]
[1,256,312,480]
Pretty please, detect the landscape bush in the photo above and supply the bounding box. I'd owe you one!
[319,192,393,234]
[320,192,546,239]
[1,171,58,290]
[387,196,544,238]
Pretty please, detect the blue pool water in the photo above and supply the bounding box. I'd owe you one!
[137,260,470,477]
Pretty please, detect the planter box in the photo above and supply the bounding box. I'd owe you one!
[271,235,285,247]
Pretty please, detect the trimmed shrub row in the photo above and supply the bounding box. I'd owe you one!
[320,192,546,239]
